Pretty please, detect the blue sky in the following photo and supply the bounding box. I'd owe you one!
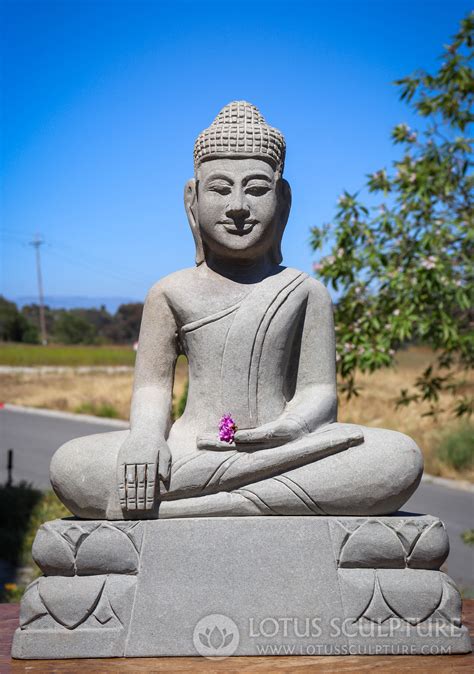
[1,0,471,307]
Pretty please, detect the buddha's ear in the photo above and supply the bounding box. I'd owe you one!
[272,178,292,265]
[279,178,292,226]
[184,179,205,266]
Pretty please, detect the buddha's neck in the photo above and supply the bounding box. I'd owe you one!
[203,253,279,284]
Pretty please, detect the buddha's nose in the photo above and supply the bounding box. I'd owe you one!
[226,192,250,222]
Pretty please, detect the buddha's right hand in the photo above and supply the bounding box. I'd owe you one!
[117,435,172,511]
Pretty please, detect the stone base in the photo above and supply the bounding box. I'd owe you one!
[12,515,472,658]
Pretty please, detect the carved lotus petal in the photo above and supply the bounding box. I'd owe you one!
[338,569,375,621]
[329,520,352,562]
[39,576,105,629]
[376,569,443,625]
[32,524,75,576]
[19,580,47,628]
[408,521,449,569]
[62,524,88,549]
[121,522,143,553]
[105,575,137,625]
[435,573,462,626]
[93,592,115,625]
[362,577,394,624]
[76,523,139,575]
[339,521,406,568]
[394,520,427,553]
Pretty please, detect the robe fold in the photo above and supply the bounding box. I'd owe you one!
[163,268,364,512]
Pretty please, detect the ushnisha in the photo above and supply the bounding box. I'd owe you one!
[51,101,423,519]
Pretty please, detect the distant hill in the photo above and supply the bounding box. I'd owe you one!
[14,296,141,313]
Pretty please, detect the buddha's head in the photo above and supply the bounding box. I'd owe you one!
[185,101,291,266]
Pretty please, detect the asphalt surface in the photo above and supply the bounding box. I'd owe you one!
[0,407,128,489]
[1,406,473,591]
[405,481,474,593]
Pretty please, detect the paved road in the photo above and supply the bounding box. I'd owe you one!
[1,406,473,591]
[405,481,474,593]
[0,406,128,489]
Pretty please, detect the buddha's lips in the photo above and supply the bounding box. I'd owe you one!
[220,221,258,235]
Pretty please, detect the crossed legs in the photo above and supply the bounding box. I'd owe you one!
[50,424,423,519]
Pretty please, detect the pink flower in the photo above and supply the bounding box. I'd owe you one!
[421,256,437,270]
[219,414,237,443]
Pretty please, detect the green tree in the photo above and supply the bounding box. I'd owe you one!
[310,13,473,417]
[53,311,97,345]
[71,306,113,342]
[0,296,39,343]
[104,303,143,343]
[21,303,55,337]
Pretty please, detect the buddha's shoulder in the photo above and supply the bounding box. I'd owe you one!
[284,268,332,304]
[144,267,201,301]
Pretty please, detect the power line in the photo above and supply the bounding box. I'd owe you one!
[29,234,48,345]
[47,247,149,288]
[1,228,153,288]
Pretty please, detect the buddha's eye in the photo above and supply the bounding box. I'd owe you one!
[245,185,271,196]
[207,182,232,195]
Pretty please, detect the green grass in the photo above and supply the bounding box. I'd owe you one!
[436,422,474,472]
[74,401,119,418]
[0,342,136,366]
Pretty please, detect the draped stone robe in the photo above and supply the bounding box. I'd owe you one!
[159,268,366,516]
[50,267,423,520]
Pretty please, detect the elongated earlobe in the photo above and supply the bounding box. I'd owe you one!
[272,178,291,264]
[184,179,205,266]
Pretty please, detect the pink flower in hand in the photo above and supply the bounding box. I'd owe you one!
[219,414,237,443]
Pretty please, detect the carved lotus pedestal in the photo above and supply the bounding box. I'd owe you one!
[12,515,471,658]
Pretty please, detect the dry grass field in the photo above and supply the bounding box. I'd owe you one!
[1,347,472,480]
[338,348,473,480]
[0,357,188,421]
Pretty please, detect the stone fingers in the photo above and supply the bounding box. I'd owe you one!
[126,464,137,510]
[118,465,127,509]
[136,464,146,509]
[119,463,156,511]
[145,462,156,509]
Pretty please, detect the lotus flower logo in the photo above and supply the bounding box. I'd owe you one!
[193,614,239,657]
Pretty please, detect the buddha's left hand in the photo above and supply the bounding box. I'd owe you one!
[196,416,307,451]
[234,415,307,450]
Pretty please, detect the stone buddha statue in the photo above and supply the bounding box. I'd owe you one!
[14,102,471,660]
[50,101,423,520]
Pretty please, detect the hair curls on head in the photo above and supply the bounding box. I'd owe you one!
[194,101,286,176]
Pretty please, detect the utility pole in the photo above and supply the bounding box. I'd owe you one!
[30,234,48,345]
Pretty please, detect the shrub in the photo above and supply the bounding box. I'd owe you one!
[436,423,474,472]
[0,483,42,565]
[461,530,474,546]
[74,401,119,418]
[18,491,70,569]
[175,380,188,419]
[0,487,69,602]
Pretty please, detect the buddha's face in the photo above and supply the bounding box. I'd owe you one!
[195,158,283,262]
